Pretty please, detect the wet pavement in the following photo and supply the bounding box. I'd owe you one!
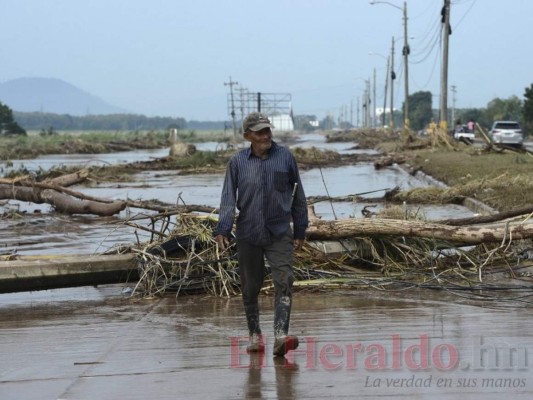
[0,286,532,399]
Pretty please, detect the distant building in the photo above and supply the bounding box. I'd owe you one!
[376,107,397,115]
[270,113,294,131]
[229,91,295,131]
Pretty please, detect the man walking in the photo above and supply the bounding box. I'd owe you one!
[214,112,308,357]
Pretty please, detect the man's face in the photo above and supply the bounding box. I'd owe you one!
[244,127,272,153]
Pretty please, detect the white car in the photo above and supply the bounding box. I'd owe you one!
[454,125,475,143]
[489,121,524,146]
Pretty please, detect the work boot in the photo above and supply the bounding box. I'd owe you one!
[246,333,265,353]
[273,295,292,339]
[272,335,299,357]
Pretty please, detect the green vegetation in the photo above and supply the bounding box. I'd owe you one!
[174,129,230,143]
[0,130,168,160]
[329,85,533,135]
[0,102,26,136]
[406,92,526,132]
[13,111,186,131]
[406,91,433,131]
[523,83,533,136]
[0,129,235,160]
[164,150,226,169]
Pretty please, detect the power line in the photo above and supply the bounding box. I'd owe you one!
[409,16,442,64]
[451,0,477,31]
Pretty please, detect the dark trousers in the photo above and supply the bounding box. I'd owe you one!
[237,231,294,338]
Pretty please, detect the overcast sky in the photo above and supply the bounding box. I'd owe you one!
[1,0,532,121]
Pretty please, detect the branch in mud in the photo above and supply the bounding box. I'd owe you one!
[306,187,395,204]
[48,168,91,186]
[124,201,217,214]
[437,205,533,226]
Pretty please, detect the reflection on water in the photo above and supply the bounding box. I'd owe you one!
[0,134,475,255]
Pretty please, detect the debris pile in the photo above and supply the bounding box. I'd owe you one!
[130,212,533,305]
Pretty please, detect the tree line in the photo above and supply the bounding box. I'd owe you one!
[401,83,533,134]
[295,83,533,135]
[3,82,533,136]
[11,111,188,132]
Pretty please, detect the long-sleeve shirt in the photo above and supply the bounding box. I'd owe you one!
[214,141,308,246]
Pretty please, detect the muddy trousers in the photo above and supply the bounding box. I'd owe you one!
[237,231,294,338]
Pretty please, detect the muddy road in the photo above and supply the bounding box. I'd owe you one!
[1,287,532,399]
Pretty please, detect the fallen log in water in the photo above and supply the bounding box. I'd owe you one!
[306,218,533,245]
[0,184,127,216]
[0,169,127,216]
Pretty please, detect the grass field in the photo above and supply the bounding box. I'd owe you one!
[0,130,232,160]
[401,146,533,211]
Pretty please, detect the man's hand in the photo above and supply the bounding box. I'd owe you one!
[294,238,305,251]
[215,234,230,251]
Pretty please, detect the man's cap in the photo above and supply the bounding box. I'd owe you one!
[243,112,273,132]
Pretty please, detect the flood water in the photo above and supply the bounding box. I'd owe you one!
[0,133,475,255]
[1,133,532,399]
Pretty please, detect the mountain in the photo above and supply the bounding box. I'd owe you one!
[0,77,127,116]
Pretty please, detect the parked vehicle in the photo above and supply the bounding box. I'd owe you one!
[454,124,475,143]
[489,121,524,146]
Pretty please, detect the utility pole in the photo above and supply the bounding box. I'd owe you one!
[390,36,395,129]
[350,99,354,127]
[236,86,248,132]
[344,104,348,127]
[451,85,457,127]
[363,91,367,127]
[370,1,409,130]
[365,80,371,128]
[440,0,451,130]
[357,97,360,127]
[402,1,410,130]
[373,68,377,128]
[383,55,390,128]
[224,76,238,138]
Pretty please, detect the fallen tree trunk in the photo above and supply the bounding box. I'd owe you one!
[0,169,90,187]
[0,169,126,216]
[0,184,126,216]
[306,217,533,245]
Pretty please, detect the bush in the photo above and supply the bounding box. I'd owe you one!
[0,102,27,136]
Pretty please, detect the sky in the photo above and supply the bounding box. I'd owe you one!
[1,0,532,121]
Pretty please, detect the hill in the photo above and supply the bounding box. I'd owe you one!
[0,77,127,116]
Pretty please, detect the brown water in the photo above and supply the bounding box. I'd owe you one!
[1,287,531,399]
[0,132,479,256]
[0,159,475,255]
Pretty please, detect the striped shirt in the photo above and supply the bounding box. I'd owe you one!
[214,141,308,246]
